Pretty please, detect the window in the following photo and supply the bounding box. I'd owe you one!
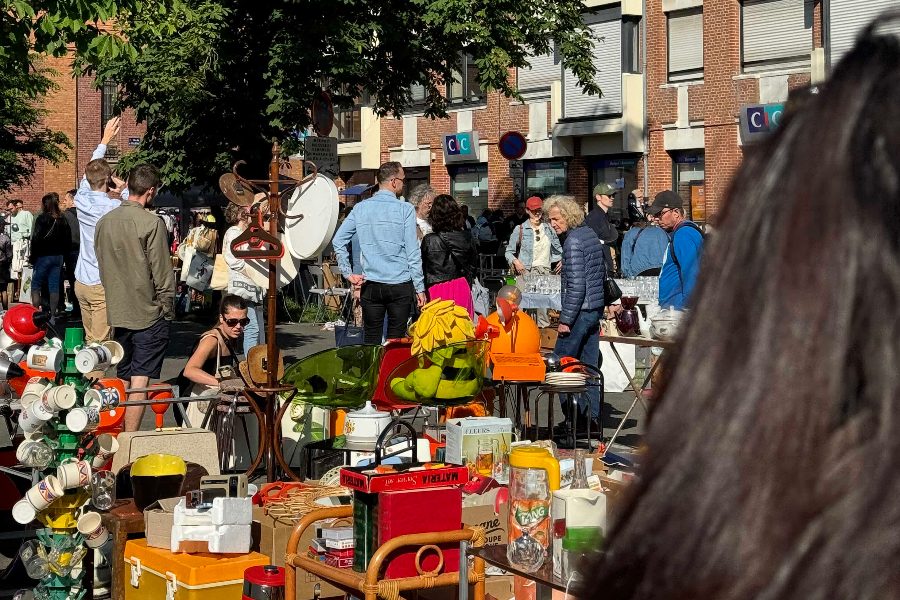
[449,54,484,104]
[517,45,561,102]
[590,157,639,220]
[334,90,370,141]
[410,83,427,106]
[741,0,812,73]
[563,8,623,119]
[667,8,703,82]
[672,152,705,222]
[450,165,488,214]
[100,81,118,158]
[622,18,641,75]
[525,161,567,197]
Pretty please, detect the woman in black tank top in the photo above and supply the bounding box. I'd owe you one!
[179,295,248,391]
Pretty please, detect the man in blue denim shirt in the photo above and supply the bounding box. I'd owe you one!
[333,162,426,344]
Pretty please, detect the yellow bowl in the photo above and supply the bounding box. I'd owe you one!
[131,454,186,477]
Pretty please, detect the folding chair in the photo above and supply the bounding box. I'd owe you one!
[304,264,350,324]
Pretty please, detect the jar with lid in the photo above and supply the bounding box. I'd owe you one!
[561,527,603,585]
[506,447,560,572]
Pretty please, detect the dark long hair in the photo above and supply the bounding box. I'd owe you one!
[429,194,463,233]
[594,15,900,600]
[41,192,61,219]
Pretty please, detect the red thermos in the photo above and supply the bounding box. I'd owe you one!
[243,565,285,600]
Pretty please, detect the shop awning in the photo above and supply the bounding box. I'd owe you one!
[340,184,374,196]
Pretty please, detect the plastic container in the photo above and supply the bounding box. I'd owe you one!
[123,539,268,600]
[506,447,560,572]
[561,527,603,584]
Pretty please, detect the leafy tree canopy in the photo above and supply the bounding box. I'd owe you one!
[94,0,600,191]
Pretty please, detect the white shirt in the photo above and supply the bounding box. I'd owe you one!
[416,216,432,236]
[531,224,551,269]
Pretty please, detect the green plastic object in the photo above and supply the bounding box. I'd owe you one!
[561,526,604,551]
[281,345,384,409]
[386,340,488,406]
[63,327,83,351]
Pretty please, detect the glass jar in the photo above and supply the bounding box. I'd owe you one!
[561,527,603,584]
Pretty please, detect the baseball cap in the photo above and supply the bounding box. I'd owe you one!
[525,196,543,211]
[593,182,616,198]
[647,190,682,215]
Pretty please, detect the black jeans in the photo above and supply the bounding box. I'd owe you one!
[360,281,415,345]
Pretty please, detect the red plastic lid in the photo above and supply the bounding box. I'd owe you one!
[244,565,285,586]
[3,304,50,345]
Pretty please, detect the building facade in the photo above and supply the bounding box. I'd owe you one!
[336,0,896,224]
[3,51,144,211]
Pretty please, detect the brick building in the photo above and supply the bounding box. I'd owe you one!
[4,50,144,212]
[336,0,895,226]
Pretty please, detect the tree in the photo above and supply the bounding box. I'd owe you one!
[0,60,72,193]
[94,0,601,191]
[0,0,143,190]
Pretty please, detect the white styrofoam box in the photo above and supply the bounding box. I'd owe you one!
[173,497,252,527]
[171,524,251,554]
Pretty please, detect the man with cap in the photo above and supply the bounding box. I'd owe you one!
[647,190,704,310]
[505,196,562,327]
[584,183,618,277]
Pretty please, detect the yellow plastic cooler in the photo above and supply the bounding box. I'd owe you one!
[123,539,269,599]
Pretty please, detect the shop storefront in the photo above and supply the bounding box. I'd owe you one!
[525,161,567,199]
[403,167,431,199]
[589,156,640,220]
[672,152,705,222]
[450,165,489,214]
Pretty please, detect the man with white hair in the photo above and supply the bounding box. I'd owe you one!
[408,185,435,239]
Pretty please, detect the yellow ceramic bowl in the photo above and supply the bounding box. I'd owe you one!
[131,454,186,477]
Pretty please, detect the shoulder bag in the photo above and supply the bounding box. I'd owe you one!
[184,330,239,427]
[210,254,229,290]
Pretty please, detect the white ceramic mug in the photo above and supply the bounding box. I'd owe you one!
[42,385,77,412]
[16,440,53,469]
[65,406,100,434]
[12,498,36,524]
[25,475,64,511]
[102,340,124,365]
[26,346,62,373]
[91,433,119,469]
[21,377,53,408]
[76,512,110,549]
[84,386,120,411]
[18,403,52,434]
[74,345,112,374]
[56,459,92,490]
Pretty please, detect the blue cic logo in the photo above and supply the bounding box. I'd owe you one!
[746,104,783,133]
[445,132,473,155]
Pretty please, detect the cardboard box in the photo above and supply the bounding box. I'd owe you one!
[446,417,513,469]
[253,506,344,600]
[339,463,469,493]
[419,575,514,600]
[462,488,508,546]
[143,497,182,550]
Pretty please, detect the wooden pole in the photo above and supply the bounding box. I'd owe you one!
[266,142,280,481]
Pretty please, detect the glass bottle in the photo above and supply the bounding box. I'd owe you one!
[570,449,589,490]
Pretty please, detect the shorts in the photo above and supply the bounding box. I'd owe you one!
[114,318,171,380]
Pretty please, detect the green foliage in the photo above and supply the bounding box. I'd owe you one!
[0,58,71,192]
[94,0,600,191]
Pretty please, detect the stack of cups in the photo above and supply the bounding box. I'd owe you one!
[12,475,64,524]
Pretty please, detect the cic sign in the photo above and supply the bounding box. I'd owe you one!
[739,103,784,144]
[442,131,480,163]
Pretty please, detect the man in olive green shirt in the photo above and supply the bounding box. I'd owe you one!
[96,163,175,431]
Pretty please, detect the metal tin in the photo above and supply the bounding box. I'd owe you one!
[243,565,285,600]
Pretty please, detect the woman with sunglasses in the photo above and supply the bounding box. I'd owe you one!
[504,196,562,328]
[175,295,249,426]
[223,201,265,354]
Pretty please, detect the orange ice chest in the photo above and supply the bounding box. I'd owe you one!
[123,538,269,599]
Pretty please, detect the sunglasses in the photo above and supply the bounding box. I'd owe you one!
[223,317,250,327]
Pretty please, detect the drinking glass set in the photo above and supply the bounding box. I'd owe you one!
[520,274,561,295]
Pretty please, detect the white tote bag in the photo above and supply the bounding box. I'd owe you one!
[185,251,214,291]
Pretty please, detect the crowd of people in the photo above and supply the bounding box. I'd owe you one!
[331,160,707,422]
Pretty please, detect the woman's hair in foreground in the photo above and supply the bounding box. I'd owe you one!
[593,14,900,600]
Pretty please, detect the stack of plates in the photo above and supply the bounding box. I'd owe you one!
[545,372,586,387]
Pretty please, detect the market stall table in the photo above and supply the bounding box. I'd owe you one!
[600,334,675,453]
[466,545,570,600]
[285,506,487,600]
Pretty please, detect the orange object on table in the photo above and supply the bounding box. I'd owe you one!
[96,378,127,432]
[490,353,546,382]
[148,383,173,430]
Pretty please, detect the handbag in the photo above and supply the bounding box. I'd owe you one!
[180,246,195,282]
[185,250,214,291]
[210,254,229,290]
[183,330,239,427]
[604,276,623,306]
[334,295,364,347]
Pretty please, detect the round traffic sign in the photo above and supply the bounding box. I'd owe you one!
[498,131,527,160]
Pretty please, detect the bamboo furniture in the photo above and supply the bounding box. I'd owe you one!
[285,506,487,600]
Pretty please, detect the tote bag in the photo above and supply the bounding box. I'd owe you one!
[185,251,214,291]
[210,254,229,291]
